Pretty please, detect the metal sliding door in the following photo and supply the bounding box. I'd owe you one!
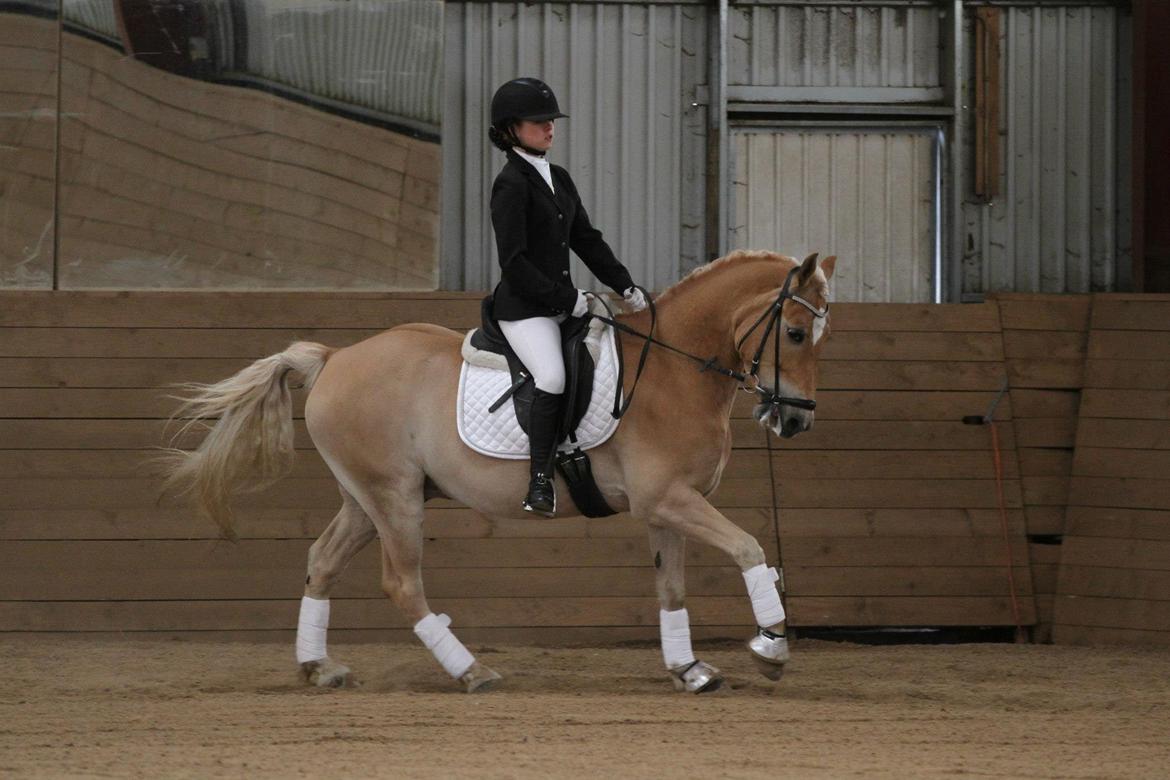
[730,124,942,303]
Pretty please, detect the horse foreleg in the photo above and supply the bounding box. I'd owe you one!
[297,488,376,688]
[367,477,502,693]
[651,484,790,681]
[648,525,723,693]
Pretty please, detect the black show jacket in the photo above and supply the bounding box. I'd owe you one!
[490,149,635,321]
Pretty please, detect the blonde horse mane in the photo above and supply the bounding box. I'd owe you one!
[652,250,805,308]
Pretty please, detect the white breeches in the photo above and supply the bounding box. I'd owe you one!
[498,313,569,394]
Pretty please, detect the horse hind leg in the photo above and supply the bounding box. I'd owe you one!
[648,525,723,694]
[366,474,502,693]
[297,487,377,688]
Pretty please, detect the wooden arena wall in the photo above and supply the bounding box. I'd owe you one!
[2,12,439,290]
[0,291,1165,645]
[1053,295,1170,647]
[994,294,1091,642]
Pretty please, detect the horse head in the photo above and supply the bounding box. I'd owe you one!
[733,252,837,439]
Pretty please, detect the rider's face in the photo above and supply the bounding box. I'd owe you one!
[514,119,555,152]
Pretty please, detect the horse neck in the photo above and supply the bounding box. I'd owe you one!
[617,259,788,399]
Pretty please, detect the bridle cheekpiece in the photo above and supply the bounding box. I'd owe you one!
[732,264,829,413]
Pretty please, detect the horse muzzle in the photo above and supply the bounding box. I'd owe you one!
[753,402,813,439]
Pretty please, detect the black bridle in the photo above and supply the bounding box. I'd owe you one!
[586,265,829,419]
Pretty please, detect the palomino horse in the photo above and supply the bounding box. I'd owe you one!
[161,249,836,693]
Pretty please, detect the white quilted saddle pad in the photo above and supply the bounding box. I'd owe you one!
[456,304,623,460]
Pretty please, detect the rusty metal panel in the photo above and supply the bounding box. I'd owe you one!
[962,4,1125,295]
[728,3,942,89]
[731,126,938,303]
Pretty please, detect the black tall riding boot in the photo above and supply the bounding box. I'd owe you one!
[523,387,563,517]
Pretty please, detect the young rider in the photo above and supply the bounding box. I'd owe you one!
[487,77,648,517]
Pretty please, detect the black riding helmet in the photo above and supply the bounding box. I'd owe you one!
[490,77,569,127]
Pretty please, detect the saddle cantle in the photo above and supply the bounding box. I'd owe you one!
[457,294,622,517]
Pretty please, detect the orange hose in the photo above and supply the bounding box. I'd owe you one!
[989,420,1027,642]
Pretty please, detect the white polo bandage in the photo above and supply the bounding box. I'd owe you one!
[743,564,786,628]
[413,613,476,679]
[295,596,330,663]
[659,608,697,670]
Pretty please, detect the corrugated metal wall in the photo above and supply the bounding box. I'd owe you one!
[961,4,1127,295]
[441,0,708,293]
[731,126,937,302]
[63,0,119,39]
[728,2,941,88]
[59,0,445,133]
[238,0,443,129]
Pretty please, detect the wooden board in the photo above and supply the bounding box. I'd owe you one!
[0,595,1034,632]
[1063,506,1170,540]
[1003,331,1087,361]
[992,294,1090,332]
[0,538,778,572]
[777,508,1027,538]
[0,291,483,328]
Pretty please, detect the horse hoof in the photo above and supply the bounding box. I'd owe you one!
[460,662,502,693]
[751,654,785,681]
[747,626,789,682]
[299,658,357,689]
[670,660,724,694]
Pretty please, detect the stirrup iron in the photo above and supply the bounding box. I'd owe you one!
[522,472,556,518]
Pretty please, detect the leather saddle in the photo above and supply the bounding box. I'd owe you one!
[461,294,619,518]
[465,294,597,442]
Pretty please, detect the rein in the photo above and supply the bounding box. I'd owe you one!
[585,266,829,419]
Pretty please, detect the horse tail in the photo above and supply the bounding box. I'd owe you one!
[157,341,336,541]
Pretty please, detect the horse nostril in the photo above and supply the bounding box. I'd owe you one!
[783,416,801,435]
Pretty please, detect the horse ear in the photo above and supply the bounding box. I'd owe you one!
[798,252,819,282]
[820,255,837,281]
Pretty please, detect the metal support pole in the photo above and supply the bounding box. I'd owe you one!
[705,0,729,262]
[945,0,965,304]
[716,0,729,259]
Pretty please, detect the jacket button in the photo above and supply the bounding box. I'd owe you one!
[562,270,569,276]
[557,213,563,220]
[560,241,566,247]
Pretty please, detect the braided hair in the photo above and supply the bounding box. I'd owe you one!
[488,122,518,153]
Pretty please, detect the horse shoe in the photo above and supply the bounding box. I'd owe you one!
[747,627,790,681]
[669,660,723,694]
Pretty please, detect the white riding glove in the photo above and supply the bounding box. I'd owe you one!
[571,289,590,318]
[623,286,648,312]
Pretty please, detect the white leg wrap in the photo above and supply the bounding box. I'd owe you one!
[295,596,330,663]
[413,613,476,679]
[743,564,786,628]
[659,608,697,670]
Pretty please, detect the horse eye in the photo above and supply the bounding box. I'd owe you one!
[787,328,806,344]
